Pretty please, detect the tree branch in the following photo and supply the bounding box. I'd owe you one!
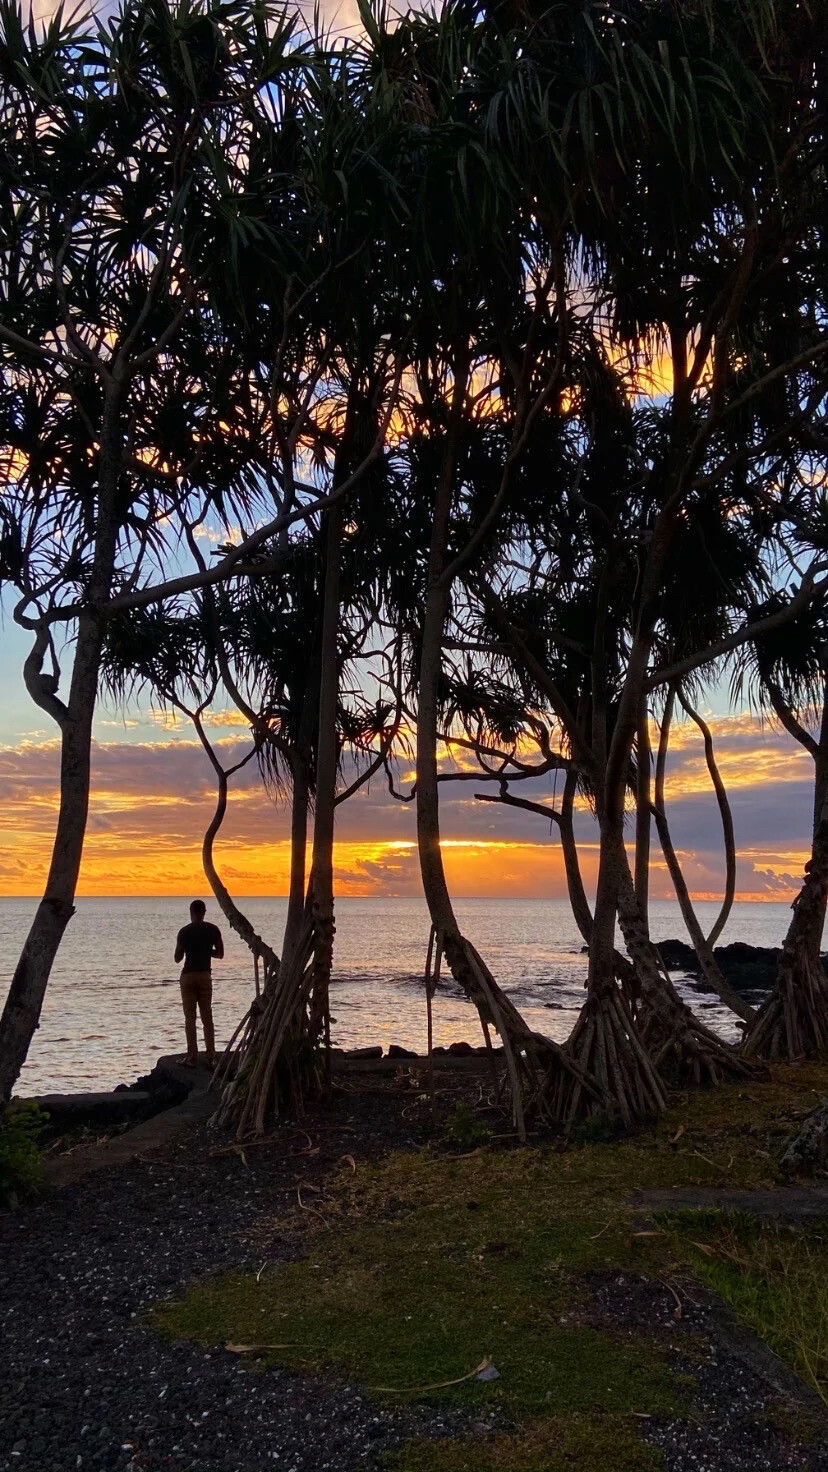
[647,568,828,691]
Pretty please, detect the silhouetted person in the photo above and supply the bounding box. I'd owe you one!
[174,900,224,1067]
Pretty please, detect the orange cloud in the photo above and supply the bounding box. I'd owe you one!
[661,710,812,795]
[0,711,816,902]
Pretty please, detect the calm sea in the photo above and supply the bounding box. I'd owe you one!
[0,896,802,1097]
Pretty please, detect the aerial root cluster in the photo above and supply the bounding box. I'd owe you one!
[212,920,323,1140]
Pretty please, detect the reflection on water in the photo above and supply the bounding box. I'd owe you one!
[0,895,800,1095]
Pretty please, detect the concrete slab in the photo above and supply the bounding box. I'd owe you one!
[634,1184,828,1219]
[43,1058,216,1190]
[31,1090,153,1123]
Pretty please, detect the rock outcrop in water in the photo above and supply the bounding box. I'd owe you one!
[656,939,812,994]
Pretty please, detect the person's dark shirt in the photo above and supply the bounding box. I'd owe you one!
[176,921,223,973]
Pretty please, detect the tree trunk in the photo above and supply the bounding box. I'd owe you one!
[218,509,341,1138]
[415,409,592,1132]
[281,752,310,973]
[615,858,755,1081]
[0,618,101,1101]
[0,393,123,1102]
[281,653,319,972]
[416,580,523,1135]
[307,503,341,1051]
[634,695,651,913]
[544,769,638,1005]
[592,577,754,1085]
[201,763,280,979]
[555,589,670,1127]
[743,687,828,1061]
[558,814,667,1125]
[808,697,828,949]
[558,768,594,945]
[653,689,755,1024]
[652,802,755,1025]
[677,691,736,948]
[744,785,828,1060]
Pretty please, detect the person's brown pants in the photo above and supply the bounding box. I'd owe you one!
[180,970,215,1061]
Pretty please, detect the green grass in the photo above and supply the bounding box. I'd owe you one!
[152,1142,686,1472]
[154,1150,678,1417]
[660,1209,828,1405]
[384,1415,665,1472]
[151,1063,828,1470]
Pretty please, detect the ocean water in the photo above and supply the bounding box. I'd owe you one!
[0,895,801,1097]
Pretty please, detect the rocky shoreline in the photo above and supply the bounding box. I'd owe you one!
[24,1044,504,1146]
[31,1062,191,1141]
[20,944,797,1141]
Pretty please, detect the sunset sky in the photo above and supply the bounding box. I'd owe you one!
[0,612,814,900]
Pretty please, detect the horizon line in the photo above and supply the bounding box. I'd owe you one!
[0,892,793,903]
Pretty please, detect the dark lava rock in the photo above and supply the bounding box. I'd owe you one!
[388,1045,419,1059]
[29,1091,157,1129]
[448,1041,475,1056]
[656,938,807,993]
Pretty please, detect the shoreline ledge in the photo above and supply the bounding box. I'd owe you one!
[18,1044,502,1189]
[21,1040,501,1118]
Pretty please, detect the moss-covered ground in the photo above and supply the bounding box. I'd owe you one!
[152,1063,828,1470]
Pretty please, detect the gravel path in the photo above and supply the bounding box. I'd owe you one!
[1,1088,475,1472]
[2,1079,827,1472]
[584,1273,828,1472]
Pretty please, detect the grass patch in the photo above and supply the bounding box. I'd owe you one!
[660,1209,828,1405]
[154,1157,678,1417]
[152,1063,828,1468]
[384,1414,664,1472]
[441,1099,494,1152]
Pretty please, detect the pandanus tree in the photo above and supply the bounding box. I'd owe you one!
[437,0,828,1122]
[0,0,308,1099]
[202,43,413,1133]
[103,65,415,1126]
[741,579,828,1058]
[357,8,613,1140]
[1,0,410,1102]
[205,478,405,1134]
[552,0,828,1118]
[103,513,403,1120]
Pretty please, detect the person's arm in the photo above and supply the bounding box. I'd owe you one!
[212,927,224,960]
[174,929,184,964]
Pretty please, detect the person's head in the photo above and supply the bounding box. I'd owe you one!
[190,900,206,922]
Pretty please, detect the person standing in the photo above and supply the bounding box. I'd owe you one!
[174,900,224,1067]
